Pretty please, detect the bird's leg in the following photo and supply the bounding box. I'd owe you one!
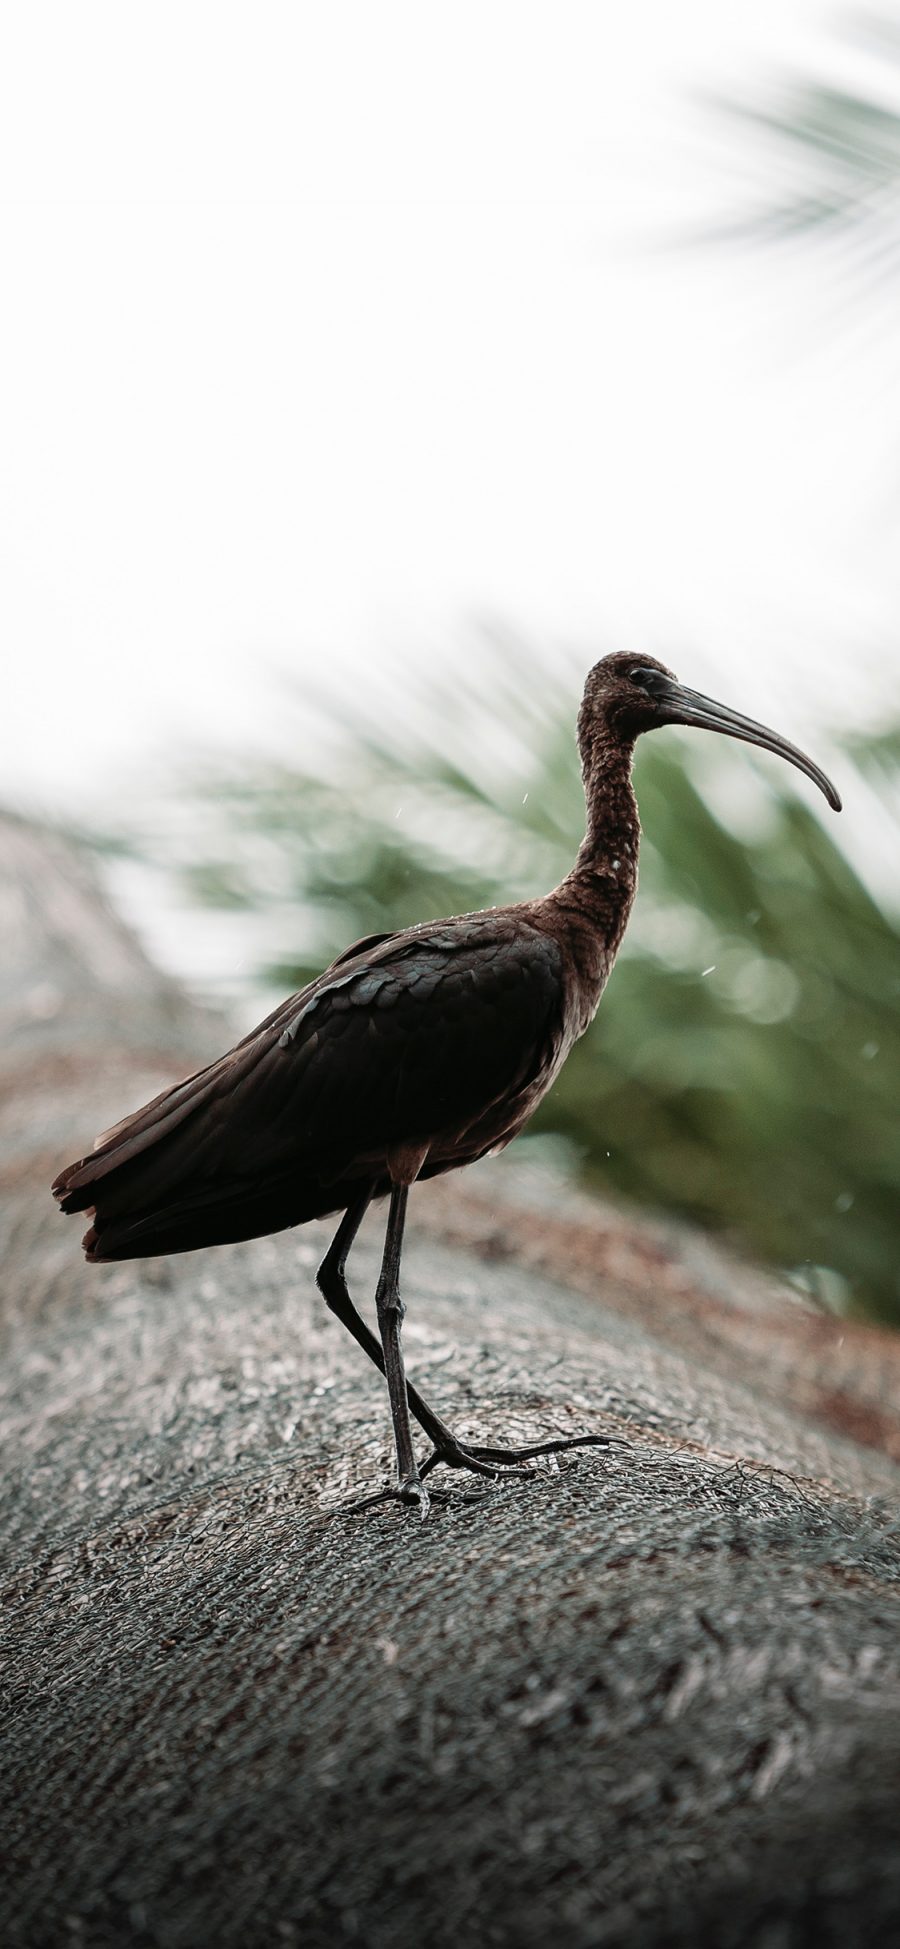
[316,1198,612,1488]
[317,1195,520,1480]
[372,1183,431,1516]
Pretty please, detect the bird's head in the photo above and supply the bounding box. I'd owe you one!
[580,651,841,811]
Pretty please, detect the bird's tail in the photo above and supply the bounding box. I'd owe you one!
[54,1170,318,1262]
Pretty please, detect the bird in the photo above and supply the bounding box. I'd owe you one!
[53,654,841,1516]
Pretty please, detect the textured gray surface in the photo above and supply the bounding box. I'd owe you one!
[1,813,899,1948]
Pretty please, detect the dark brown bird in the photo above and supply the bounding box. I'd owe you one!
[53,655,841,1515]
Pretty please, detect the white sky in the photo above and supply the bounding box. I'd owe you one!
[1,0,898,826]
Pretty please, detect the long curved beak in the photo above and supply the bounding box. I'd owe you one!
[659,681,842,812]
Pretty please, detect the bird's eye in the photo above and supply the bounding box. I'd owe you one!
[629,666,661,692]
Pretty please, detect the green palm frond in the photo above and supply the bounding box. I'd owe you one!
[709,10,900,292]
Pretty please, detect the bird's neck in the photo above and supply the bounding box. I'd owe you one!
[549,730,640,970]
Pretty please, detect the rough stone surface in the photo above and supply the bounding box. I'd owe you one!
[1,811,898,1948]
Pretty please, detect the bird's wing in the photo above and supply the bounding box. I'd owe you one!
[227,928,402,1051]
[54,918,565,1208]
[63,928,406,1170]
[270,919,566,1174]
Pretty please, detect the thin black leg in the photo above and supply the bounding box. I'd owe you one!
[315,1194,613,1498]
[373,1183,433,1515]
[316,1191,501,1468]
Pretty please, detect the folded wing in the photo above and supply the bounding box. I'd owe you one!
[52,917,564,1260]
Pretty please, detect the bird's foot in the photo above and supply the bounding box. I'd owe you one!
[399,1472,431,1521]
[342,1469,431,1519]
[337,1432,616,1514]
[418,1429,613,1482]
[338,1473,486,1518]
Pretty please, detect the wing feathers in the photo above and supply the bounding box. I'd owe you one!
[53,914,565,1256]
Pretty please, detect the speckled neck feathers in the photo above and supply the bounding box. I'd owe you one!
[542,711,640,1004]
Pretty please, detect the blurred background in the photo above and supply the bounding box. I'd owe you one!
[1,3,898,1320]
